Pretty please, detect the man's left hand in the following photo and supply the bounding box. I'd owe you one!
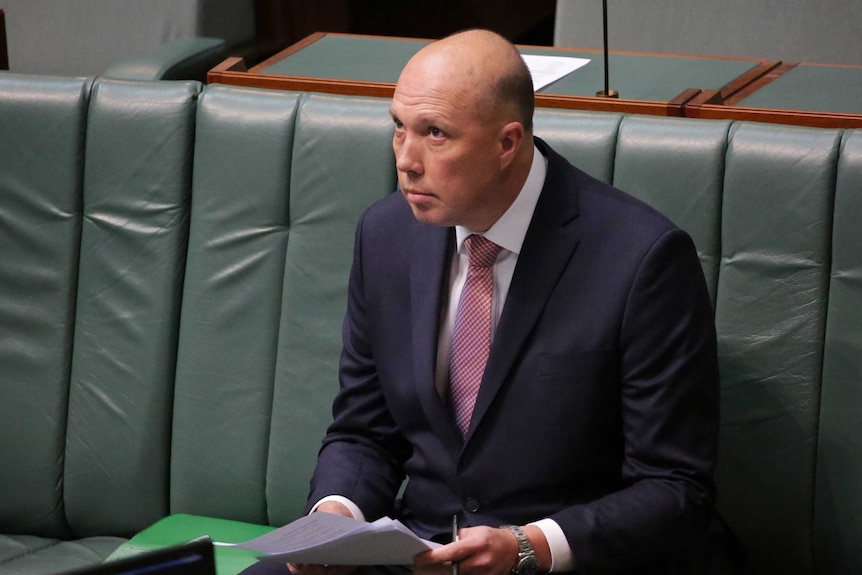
[413,525,525,575]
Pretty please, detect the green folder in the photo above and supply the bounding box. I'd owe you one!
[107,514,275,575]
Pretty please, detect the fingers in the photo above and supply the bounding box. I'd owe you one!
[414,526,518,575]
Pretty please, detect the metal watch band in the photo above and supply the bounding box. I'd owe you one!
[501,524,538,575]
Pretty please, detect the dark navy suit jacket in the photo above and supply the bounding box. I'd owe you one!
[306,138,720,573]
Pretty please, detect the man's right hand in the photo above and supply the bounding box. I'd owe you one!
[313,500,355,518]
[287,502,358,575]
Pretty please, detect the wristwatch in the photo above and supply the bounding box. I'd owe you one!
[501,524,539,575]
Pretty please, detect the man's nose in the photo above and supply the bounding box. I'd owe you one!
[395,134,423,175]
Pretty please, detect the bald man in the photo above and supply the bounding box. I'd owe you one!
[298,29,720,575]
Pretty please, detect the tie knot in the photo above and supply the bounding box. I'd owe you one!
[464,235,502,268]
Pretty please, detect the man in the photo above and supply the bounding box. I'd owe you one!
[298,29,720,575]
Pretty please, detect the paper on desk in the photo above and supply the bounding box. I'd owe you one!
[237,513,440,566]
[522,54,591,91]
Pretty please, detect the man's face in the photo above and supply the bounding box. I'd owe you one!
[390,54,507,232]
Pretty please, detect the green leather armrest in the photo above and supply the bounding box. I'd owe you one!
[102,37,227,82]
[107,514,274,575]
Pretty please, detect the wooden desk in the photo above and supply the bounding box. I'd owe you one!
[686,62,862,128]
[208,32,778,118]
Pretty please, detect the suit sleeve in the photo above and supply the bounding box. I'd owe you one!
[553,227,720,571]
[303,209,411,519]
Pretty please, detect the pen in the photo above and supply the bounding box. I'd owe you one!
[452,514,459,575]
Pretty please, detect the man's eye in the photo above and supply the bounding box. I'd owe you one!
[429,127,444,138]
[393,119,404,129]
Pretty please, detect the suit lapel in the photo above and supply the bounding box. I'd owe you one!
[409,223,463,452]
[465,143,582,443]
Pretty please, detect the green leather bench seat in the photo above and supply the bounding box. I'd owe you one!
[716,123,839,575]
[169,87,394,526]
[0,74,199,571]
[1,73,861,574]
[816,129,862,574]
[0,75,89,543]
[65,78,200,537]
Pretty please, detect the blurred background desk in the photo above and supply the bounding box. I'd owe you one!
[208,32,778,117]
[686,62,862,128]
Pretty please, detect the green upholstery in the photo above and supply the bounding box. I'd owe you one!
[102,37,228,83]
[1,74,862,574]
[66,78,200,537]
[170,88,395,528]
[532,109,621,185]
[612,116,730,304]
[716,123,841,574]
[170,86,302,526]
[0,74,198,571]
[0,75,92,541]
[0,536,126,575]
[264,94,396,526]
[816,129,862,573]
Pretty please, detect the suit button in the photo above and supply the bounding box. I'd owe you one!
[465,497,480,513]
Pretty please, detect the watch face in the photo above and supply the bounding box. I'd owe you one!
[518,555,538,575]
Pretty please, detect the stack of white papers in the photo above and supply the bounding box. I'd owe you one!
[237,513,441,566]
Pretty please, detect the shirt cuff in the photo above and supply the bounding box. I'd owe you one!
[308,495,366,522]
[528,518,574,572]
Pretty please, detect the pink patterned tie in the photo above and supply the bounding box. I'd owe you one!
[449,235,503,439]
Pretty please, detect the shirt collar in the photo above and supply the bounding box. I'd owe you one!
[455,143,548,255]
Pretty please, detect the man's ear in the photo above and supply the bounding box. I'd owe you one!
[498,121,525,170]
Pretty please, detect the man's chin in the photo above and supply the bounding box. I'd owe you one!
[407,203,451,227]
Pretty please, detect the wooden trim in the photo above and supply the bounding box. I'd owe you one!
[684,103,862,129]
[678,61,862,128]
[210,65,691,116]
[211,33,859,125]
[718,60,783,101]
[0,9,8,71]
[207,57,249,83]
[213,57,249,73]
[208,32,771,117]
[208,69,399,98]
[686,89,724,107]
[535,93,685,116]
[723,62,798,106]
[669,88,704,108]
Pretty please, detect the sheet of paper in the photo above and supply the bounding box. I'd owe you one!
[522,54,591,91]
[237,513,440,566]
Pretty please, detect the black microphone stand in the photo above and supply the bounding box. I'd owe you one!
[595,0,619,98]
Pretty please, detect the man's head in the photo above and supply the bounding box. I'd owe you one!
[390,29,535,232]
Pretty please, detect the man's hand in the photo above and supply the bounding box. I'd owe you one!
[413,525,549,575]
[287,502,358,575]
[312,500,355,518]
